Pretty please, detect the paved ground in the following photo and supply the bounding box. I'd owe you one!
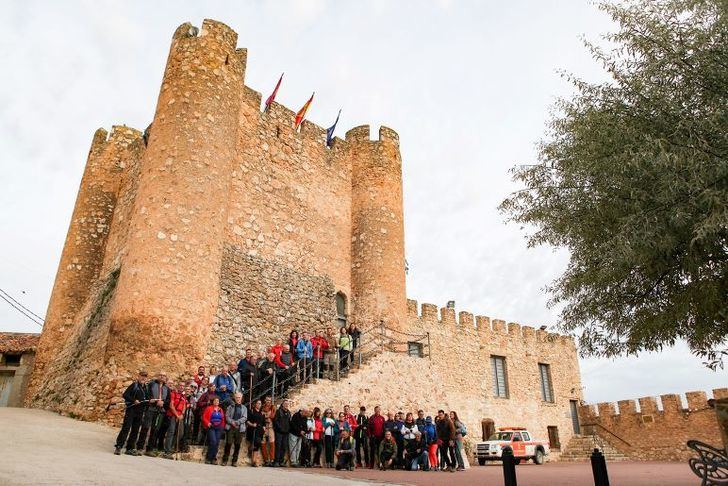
[0,408,699,485]
[303,458,699,485]
[0,408,380,485]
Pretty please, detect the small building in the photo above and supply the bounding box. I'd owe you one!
[0,332,39,407]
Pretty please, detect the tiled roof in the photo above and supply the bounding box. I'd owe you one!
[0,332,40,353]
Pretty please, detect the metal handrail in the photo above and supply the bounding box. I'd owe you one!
[581,422,632,448]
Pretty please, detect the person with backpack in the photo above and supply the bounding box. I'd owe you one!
[137,372,169,456]
[354,406,369,467]
[246,399,266,467]
[114,370,148,456]
[436,410,456,472]
[338,327,353,371]
[423,416,439,470]
[450,410,467,471]
[335,429,356,470]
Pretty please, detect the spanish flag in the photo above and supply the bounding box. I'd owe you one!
[294,92,315,130]
[264,73,283,112]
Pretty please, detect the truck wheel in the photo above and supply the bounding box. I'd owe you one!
[478,458,486,466]
[534,449,545,465]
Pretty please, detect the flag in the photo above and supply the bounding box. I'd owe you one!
[264,73,284,111]
[326,109,341,147]
[294,92,315,130]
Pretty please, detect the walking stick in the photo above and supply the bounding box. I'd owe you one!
[175,416,181,461]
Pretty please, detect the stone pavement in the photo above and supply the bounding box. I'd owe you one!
[304,460,698,485]
[0,408,381,485]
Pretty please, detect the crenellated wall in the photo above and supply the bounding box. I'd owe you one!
[578,388,728,461]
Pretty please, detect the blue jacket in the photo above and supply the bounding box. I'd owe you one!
[423,423,437,445]
[295,339,314,360]
[214,374,235,392]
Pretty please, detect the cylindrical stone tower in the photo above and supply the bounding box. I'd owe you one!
[28,126,140,400]
[347,125,407,331]
[107,20,244,376]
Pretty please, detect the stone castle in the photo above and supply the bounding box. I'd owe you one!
[28,18,589,454]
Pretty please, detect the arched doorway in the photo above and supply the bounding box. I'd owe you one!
[482,418,495,441]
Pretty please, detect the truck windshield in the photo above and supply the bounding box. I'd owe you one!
[489,432,513,441]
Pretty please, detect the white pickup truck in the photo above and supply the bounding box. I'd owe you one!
[475,427,550,465]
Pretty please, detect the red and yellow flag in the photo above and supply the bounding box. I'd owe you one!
[264,73,283,111]
[294,92,315,130]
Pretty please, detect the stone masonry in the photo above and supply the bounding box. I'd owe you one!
[579,388,728,461]
[27,18,585,454]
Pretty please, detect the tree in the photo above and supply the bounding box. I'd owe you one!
[500,0,727,367]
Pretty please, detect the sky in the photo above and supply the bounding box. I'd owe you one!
[0,0,725,405]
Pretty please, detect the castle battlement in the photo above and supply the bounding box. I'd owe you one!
[580,388,728,419]
[406,298,574,346]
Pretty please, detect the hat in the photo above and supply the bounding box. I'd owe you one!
[426,416,433,424]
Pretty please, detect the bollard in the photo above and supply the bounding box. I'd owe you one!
[590,448,610,486]
[502,448,518,486]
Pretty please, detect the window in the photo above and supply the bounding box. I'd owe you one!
[335,292,347,328]
[547,426,561,450]
[407,342,423,358]
[491,355,508,398]
[512,432,522,442]
[522,431,531,441]
[539,363,554,402]
[2,354,21,366]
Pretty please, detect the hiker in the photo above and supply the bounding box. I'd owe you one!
[335,429,356,471]
[272,399,291,467]
[202,397,226,465]
[246,399,266,467]
[222,392,246,467]
[137,372,169,456]
[114,370,148,456]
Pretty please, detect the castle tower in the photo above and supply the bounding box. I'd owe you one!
[106,20,245,376]
[347,125,407,331]
[29,127,140,398]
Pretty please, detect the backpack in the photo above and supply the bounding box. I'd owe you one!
[459,423,467,437]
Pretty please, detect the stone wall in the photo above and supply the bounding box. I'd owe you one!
[579,388,728,461]
[206,244,337,365]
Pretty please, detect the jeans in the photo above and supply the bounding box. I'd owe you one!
[410,451,430,471]
[289,434,303,465]
[453,439,465,468]
[206,427,223,461]
[115,405,143,449]
[274,431,289,465]
[223,428,243,464]
[163,417,180,453]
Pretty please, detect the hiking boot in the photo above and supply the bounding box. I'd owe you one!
[162,453,174,460]
[114,447,122,455]
[144,450,157,457]
[231,461,238,467]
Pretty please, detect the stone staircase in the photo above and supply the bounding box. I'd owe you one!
[559,434,629,462]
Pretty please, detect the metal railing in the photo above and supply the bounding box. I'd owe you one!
[581,422,632,449]
[240,321,430,408]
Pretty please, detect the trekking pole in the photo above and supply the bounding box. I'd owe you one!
[175,416,181,461]
[272,373,276,403]
[249,375,253,406]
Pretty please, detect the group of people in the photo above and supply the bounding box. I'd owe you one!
[112,325,468,471]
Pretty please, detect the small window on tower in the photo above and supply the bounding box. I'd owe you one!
[3,354,21,366]
[336,292,347,328]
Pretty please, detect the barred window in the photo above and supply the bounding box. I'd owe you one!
[491,355,508,398]
[539,363,554,402]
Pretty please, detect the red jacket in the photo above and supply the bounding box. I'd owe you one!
[202,405,226,430]
[313,418,324,440]
[166,390,187,418]
[193,373,206,386]
[311,336,329,359]
[344,413,357,433]
[270,344,284,358]
[368,414,385,439]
